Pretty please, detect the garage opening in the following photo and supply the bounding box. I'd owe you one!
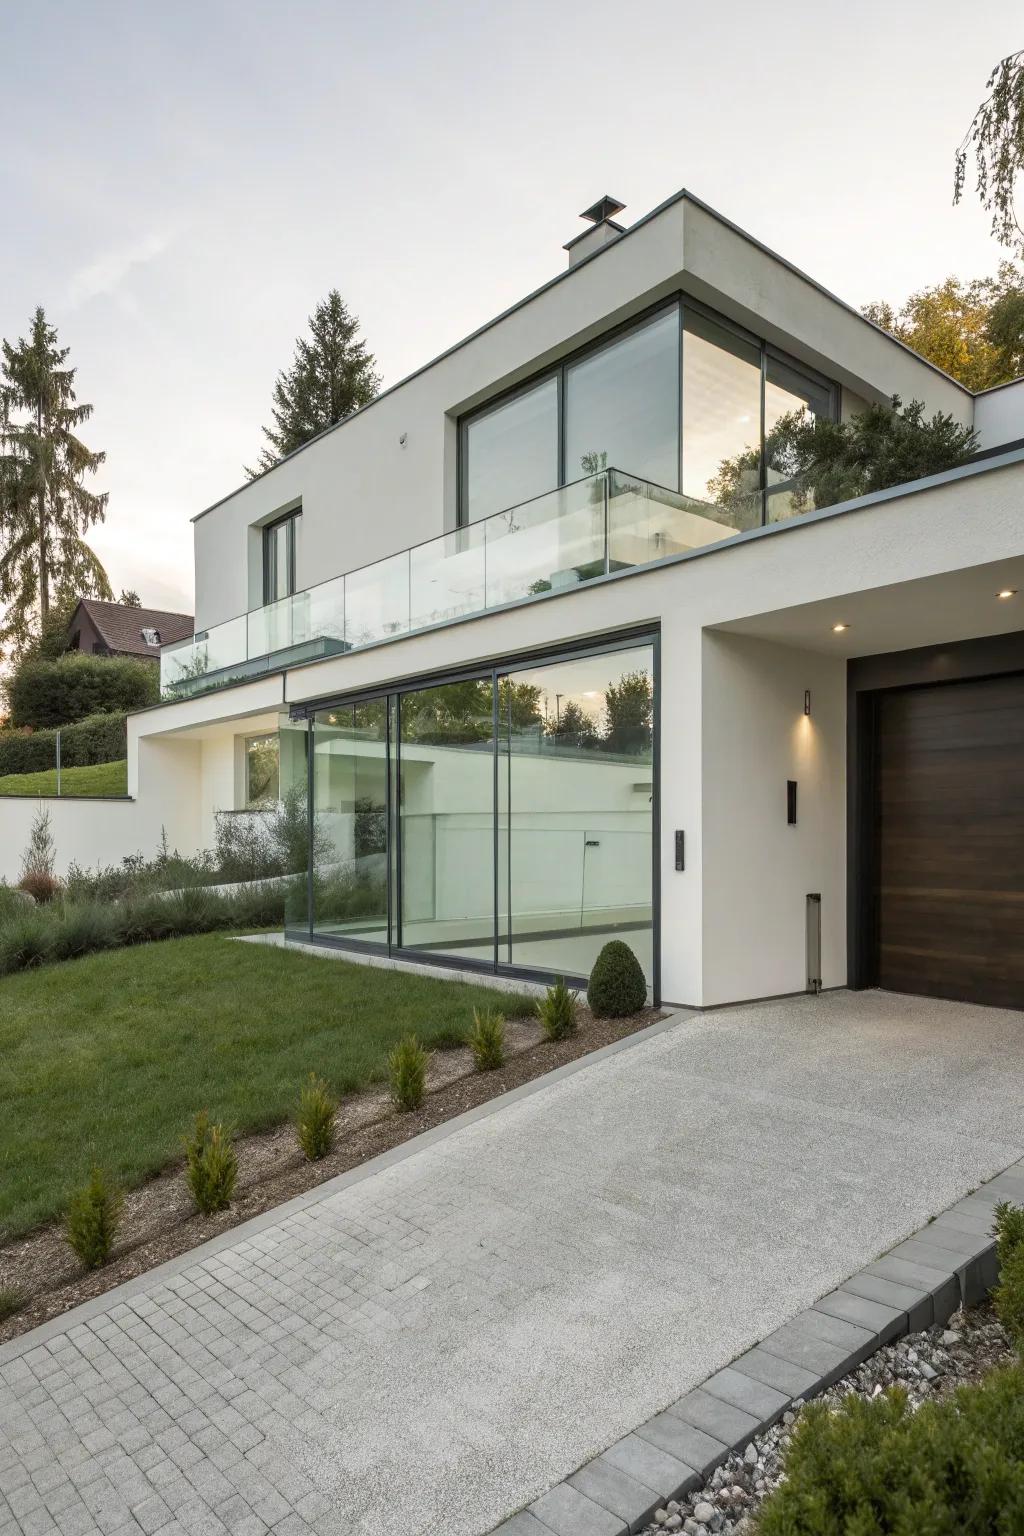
[871,674,1024,1010]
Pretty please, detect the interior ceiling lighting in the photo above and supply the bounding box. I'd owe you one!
[997,588,1017,599]
[831,622,849,633]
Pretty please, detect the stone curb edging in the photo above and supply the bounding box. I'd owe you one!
[493,1157,1024,1536]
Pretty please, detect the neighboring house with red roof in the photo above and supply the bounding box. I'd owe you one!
[66,599,194,663]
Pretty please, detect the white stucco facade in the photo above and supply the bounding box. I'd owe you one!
[4,186,1022,1009]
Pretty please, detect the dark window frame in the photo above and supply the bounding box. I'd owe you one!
[288,623,661,1002]
[456,293,837,529]
[262,509,299,606]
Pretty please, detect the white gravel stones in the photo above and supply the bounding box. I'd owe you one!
[638,1305,1013,1536]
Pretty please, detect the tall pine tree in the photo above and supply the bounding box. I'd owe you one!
[247,290,380,476]
[0,307,111,658]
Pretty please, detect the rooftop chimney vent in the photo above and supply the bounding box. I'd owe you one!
[564,196,627,267]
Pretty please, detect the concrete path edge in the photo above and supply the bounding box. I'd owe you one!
[492,1158,1024,1536]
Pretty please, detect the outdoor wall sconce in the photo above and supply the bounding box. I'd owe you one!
[804,689,811,716]
[787,780,798,825]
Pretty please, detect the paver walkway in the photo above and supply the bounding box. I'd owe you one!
[2,990,1023,1536]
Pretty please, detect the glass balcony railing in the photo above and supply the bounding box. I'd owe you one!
[161,469,754,699]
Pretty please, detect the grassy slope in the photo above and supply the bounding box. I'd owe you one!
[0,933,534,1239]
[0,759,128,797]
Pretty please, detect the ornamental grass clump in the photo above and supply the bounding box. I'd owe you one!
[389,1035,428,1112]
[184,1112,237,1214]
[468,1007,505,1071]
[586,940,647,1018]
[0,1286,26,1322]
[296,1074,337,1161]
[65,1167,122,1269]
[537,978,578,1041]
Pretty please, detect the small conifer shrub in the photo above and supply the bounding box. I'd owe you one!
[184,1112,237,1214]
[65,1167,122,1269]
[296,1074,337,1161]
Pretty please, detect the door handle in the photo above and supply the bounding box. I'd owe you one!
[585,839,600,847]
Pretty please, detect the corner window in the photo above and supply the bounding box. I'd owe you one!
[245,733,280,806]
[458,298,837,533]
[263,512,298,605]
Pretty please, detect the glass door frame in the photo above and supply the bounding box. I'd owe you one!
[288,624,661,1002]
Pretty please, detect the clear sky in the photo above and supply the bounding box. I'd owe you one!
[2,0,1020,617]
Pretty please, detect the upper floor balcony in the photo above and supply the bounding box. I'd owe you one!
[159,467,763,700]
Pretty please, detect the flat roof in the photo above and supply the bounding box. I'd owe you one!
[194,184,977,524]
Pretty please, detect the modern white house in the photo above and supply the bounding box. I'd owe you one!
[10,187,1024,1010]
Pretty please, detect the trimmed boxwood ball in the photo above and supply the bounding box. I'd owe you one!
[587,940,647,1018]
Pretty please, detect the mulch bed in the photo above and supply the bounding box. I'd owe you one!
[0,1006,661,1346]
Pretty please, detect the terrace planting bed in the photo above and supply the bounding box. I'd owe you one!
[0,995,659,1346]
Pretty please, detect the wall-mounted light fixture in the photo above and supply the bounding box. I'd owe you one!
[804,689,811,716]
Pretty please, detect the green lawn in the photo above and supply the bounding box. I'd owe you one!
[0,759,128,797]
[0,933,534,1240]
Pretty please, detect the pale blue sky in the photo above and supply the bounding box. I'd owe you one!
[2,0,1020,614]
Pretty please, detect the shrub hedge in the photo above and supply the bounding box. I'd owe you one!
[0,713,128,777]
[756,1366,1024,1534]
[8,654,158,729]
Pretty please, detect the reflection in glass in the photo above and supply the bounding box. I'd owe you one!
[484,479,607,609]
[764,357,834,516]
[462,377,558,524]
[245,734,279,807]
[498,645,654,985]
[279,715,310,933]
[398,681,495,962]
[565,310,680,490]
[311,700,389,946]
[682,311,762,531]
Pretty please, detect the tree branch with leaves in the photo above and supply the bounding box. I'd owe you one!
[955,50,1024,258]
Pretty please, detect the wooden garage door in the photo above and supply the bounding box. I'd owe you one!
[874,674,1024,1009]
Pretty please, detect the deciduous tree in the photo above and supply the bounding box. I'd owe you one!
[955,50,1024,258]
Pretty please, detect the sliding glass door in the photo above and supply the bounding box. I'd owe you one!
[397,680,495,964]
[288,634,657,992]
[497,642,655,982]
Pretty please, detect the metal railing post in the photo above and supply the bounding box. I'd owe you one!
[55,729,61,797]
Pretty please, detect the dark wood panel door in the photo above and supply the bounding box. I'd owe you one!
[874,674,1024,1009]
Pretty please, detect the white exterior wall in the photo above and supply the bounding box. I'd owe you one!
[192,193,973,632]
[974,379,1024,451]
[700,633,846,1006]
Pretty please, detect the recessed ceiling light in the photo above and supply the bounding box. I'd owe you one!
[831,622,849,633]
[997,588,1017,600]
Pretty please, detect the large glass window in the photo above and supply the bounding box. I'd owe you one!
[498,645,654,983]
[461,377,558,525]
[564,309,680,489]
[398,680,495,963]
[244,733,279,807]
[310,699,389,947]
[682,311,762,532]
[286,635,657,992]
[459,299,836,536]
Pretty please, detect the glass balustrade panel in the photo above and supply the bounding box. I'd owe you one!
[343,551,411,650]
[607,470,758,569]
[409,523,486,632]
[483,476,607,609]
